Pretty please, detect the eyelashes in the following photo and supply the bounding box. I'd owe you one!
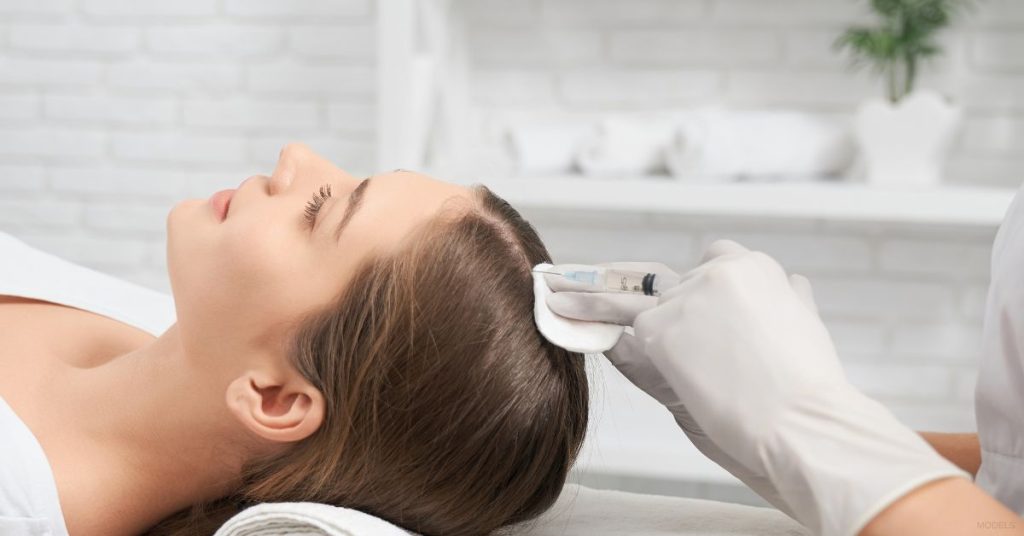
[303,183,332,229]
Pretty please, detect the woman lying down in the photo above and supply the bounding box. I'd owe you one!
[0,143,589,535]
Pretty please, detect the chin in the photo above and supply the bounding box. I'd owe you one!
[165,198,214,299]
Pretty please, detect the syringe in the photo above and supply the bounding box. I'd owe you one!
[535,266,681,297]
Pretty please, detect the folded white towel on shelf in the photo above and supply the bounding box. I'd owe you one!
[505,122,594,175]
[213,502,414,536]
[575,115,677,177]
[666,108,854,181]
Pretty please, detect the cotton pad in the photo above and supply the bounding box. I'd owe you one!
[532,262,625,354]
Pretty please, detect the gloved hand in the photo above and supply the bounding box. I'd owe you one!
[545,261,796,517]
[547,243,971,536]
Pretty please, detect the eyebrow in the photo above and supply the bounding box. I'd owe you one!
[331,177,372,242]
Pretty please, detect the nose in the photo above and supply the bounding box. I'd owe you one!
[270,143,305,195]
[268,171,290,196]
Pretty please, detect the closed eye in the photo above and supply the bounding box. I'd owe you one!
[304,183,332,230]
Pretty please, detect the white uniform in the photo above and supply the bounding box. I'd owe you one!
[0,231,176,535]
[976,184,1024,515]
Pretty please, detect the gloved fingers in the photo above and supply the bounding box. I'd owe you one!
[654,260,725,304]
[788,273,820,315]
[546,291,657,325]
[604,332,683,407]
[699,238,750,264]
[663,243,786,302]
[659,240,752,297]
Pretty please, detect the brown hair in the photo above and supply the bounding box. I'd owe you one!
[145,185,589,535]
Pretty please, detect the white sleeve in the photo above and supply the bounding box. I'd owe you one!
[975,182,1024,515]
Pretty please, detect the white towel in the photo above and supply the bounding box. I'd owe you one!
[216,485,809,536]
[505,122,595,175]
[666,108,854,181]
[501,484,810,536]
[575,115,677,177]
[213,502,414,536]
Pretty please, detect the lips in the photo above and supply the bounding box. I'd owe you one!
[209,188,236,221]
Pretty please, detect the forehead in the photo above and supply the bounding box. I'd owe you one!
[373,170,472,217]
[345,170,473,252]
[381,170,470,200]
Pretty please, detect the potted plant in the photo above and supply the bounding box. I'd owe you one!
[835,0,974,187]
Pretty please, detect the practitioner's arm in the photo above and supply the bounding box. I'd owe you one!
[544,244,992,536]
[860,477,1023,536]
[919,432,981,477]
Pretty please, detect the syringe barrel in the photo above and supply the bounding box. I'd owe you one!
[603,268,680,296]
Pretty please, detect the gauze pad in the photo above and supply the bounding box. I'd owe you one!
[532,262,625,354]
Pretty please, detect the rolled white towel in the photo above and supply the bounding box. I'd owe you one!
[575,115,677,177]
[666,108,855,181]
[504,122,595,175]
[213,502,415,536]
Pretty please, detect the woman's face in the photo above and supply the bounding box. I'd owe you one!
[166,143,472,371]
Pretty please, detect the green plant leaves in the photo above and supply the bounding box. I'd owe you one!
[836,28,899,62]
[837,0,973,101]
[870,0,903,16]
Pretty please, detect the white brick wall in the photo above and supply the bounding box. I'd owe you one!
[44,95,178,124]
[559,70,722,106]
[79,0,218,17]
[608,29,781,66]
[0,0,376,290]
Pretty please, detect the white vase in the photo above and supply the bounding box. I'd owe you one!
[854,89,961,187]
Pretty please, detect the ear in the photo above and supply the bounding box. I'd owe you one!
[225,370,325,444]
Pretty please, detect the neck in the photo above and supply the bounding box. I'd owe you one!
[46,323,256,535]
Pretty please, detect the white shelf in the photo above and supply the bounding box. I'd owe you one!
[456,176,1017,227]
[377,4,1015,228]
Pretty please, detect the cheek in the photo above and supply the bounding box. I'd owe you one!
[168,204,310,340]
[215,221,305,309]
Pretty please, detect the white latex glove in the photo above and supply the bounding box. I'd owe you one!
[545,261,796,517]
[547,243,971,536]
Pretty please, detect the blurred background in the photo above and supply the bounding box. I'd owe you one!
[1,0,1021,507]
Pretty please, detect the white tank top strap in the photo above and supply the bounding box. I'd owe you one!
[0,395,69,536]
